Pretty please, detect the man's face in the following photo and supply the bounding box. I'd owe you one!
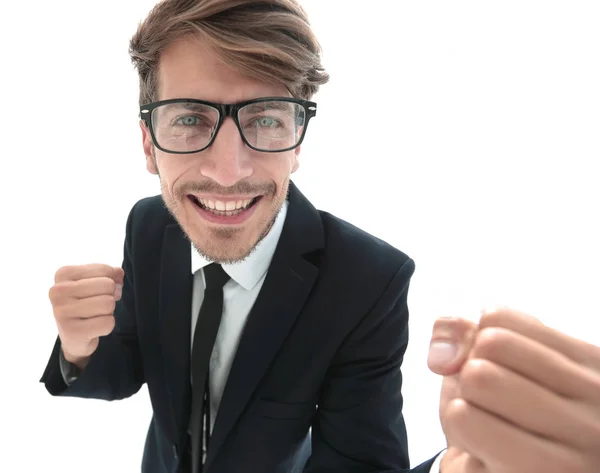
[141,37,300,263]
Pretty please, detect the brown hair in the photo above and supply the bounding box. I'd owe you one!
[129,0,330,105]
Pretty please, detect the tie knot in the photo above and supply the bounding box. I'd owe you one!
[203,263,230,291]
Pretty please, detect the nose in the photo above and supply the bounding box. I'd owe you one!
[198,118,253,187]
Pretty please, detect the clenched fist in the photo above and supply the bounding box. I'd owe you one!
[48,264,124,370]
[428,308,600,473]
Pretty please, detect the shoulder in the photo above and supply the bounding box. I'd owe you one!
[130,194,171,223]
[315,210,415,299]
[127,195,173,227]
[319,210,413,272]
[124,195,175,244]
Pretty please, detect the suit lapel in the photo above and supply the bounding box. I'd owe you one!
[205,182,324,469]
[159,223,193,445]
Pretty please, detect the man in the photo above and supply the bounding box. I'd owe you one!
[41,1,600,472]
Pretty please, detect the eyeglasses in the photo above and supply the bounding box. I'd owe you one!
[139,97,317,154]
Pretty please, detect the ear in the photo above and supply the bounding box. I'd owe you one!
[291,145,301,174]
[140,120,158,175]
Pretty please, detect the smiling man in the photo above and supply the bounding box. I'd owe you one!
[40,1,600,473]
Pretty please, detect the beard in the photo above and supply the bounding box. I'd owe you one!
[161,176,288,264]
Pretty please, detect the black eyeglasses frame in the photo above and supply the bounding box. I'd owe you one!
[139,96,317,154]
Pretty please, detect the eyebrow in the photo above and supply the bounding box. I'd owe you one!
[243,101,295,113]
[153,102,217,121]
[176,102,217,112]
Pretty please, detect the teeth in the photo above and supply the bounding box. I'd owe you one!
[198,198,253,211]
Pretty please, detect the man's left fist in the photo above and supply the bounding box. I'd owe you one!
[428,307,600,473]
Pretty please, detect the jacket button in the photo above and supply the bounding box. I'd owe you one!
[172,444,179,459]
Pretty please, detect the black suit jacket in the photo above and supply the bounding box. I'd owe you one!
[41,182,441,473]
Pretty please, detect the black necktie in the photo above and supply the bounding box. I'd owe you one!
[190,264,230,473]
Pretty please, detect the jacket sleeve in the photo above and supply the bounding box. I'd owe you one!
[304,258,443,473]
[39,201,144,400]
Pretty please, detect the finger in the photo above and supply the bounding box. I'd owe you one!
[463,455,487,473]
[480,307,600,372]
[442,398,577,473]
[113,267,124,286]
[440,449,489,473]
[471,326,600,404]
[428,317,479,375]
[55,264,119,283]
[63,315,116,341]
[72,277,118,299]
[50,277,117,302]
[459,358,597,448]
[440,375,462,418]
[55,295,117,320]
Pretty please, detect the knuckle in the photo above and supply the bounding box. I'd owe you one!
[460,359,497,393]
[55,317,72,336]
[443,398,472,427]
[48,284,59,302]
[85,277,114,297]
[48,281,71,302]
[52,303,70,321]
[95,295,116,314]
[95,264,117,279]
[478,310,504,328]
[101,316,116,335]
[103,295,117,313]
[97,277,117,297]
[80,319,99,340]
[473,327,509,356]
[103,277,117,293]
[100,263,115,273]
[54,266,72,283]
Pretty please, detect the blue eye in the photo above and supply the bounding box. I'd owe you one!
[255,117,279,128]
[175,116,201,126]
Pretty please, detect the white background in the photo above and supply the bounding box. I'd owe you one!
[1,1,599,471]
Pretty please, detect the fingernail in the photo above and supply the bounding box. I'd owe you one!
[428,341,457,368]
[115,284,123,300]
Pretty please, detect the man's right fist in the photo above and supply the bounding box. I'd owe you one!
[48,264,124,370]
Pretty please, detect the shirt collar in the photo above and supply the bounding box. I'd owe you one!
[191,200,288,291]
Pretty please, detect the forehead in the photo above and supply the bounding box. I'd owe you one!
[157,36,289,103]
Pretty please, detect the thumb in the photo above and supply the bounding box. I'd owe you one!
[427,317,478,376]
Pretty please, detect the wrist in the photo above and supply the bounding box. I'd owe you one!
[61,347,90,371]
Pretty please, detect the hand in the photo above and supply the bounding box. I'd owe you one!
[49,264,124,369]
[428,307,600,473]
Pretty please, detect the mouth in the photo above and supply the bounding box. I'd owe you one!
[188,194,263,224]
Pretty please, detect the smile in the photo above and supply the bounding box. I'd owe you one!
[188,194,262,224]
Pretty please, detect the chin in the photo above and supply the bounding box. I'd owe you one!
[165,185,284,263]
[184,203,265,263]
[191,230,261,264]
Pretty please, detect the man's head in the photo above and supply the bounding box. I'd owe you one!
[129,0,328,264]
